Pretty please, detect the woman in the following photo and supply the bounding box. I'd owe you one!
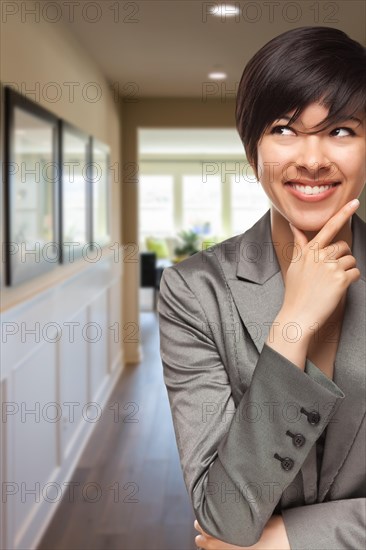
[158,26,365,550]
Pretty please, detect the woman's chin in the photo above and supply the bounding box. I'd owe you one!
[294,223,325,233]
[288,212,335,233]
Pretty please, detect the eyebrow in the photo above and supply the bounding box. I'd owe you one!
[277,115,362,124]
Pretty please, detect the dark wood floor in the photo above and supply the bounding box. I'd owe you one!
[38,311,197,550]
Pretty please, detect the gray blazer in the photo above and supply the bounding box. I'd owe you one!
[158,209,366,550]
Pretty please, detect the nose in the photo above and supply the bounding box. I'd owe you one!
[295,134,333,177]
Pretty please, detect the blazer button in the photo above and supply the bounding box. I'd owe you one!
[300,407,321,425]
[308,411,321,425]
[274,453,294,471]
[294,434,305,447]
[286,430,306,447]
[281,457,294,471]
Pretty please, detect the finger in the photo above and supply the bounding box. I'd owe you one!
[194,520,207,535]
[323,241,351,260]
[337,254,357,270]
[346,267,361,283]
[195,534,205,548]
[311,199,359,250]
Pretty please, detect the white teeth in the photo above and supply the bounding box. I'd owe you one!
[289,183,336,195]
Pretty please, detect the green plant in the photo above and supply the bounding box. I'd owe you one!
[174,229,200,256]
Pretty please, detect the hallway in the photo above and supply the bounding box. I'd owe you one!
[37,312,197,550]
[2,3,366,549]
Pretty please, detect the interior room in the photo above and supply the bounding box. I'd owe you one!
[1,2,365,550]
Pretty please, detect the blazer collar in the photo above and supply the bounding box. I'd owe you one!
[226,208,366,503]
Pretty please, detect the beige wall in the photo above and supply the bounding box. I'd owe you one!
[0,4,122,310]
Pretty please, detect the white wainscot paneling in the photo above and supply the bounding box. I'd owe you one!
[108,278,122,373]
[11,342,58,550]
[1,252,124,550]
[88,290,109,402]
[59,308,88,461]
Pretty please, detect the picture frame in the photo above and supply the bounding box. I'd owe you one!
[60,121,92,263]
[90,138,111,249]
[4,86,60,286]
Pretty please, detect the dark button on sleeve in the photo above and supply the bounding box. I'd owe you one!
[300,407,321,425]
[294,434,306,447]
[286,430,306,447]
[274,453,294,471]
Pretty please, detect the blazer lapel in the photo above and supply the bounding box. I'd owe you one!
[226,209,285,356]
[225,209,366,503]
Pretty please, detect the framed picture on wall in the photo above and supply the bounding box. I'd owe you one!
[60,121,92,263]
[4,86,60,286]
[90,138,111,248]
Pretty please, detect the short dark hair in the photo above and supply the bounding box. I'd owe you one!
[235,26,366,177]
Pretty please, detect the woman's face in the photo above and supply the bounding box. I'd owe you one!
[256,101,366,231]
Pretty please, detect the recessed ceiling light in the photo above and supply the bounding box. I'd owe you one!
[208,71,227,80]
[209,4,240,17]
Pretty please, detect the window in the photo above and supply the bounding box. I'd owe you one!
[139,175,174,241]
[182,175,222,236]
[138,161,271,251]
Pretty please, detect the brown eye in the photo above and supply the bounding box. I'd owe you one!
[331,127,356,137]
[270,125,295,135]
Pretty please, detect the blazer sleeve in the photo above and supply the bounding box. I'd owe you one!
[158,265,346,547]
[281,498,366,549]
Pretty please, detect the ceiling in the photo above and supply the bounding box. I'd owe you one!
[62,0,366,98]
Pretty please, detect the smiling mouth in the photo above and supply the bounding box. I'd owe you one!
[285,181,341,195]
